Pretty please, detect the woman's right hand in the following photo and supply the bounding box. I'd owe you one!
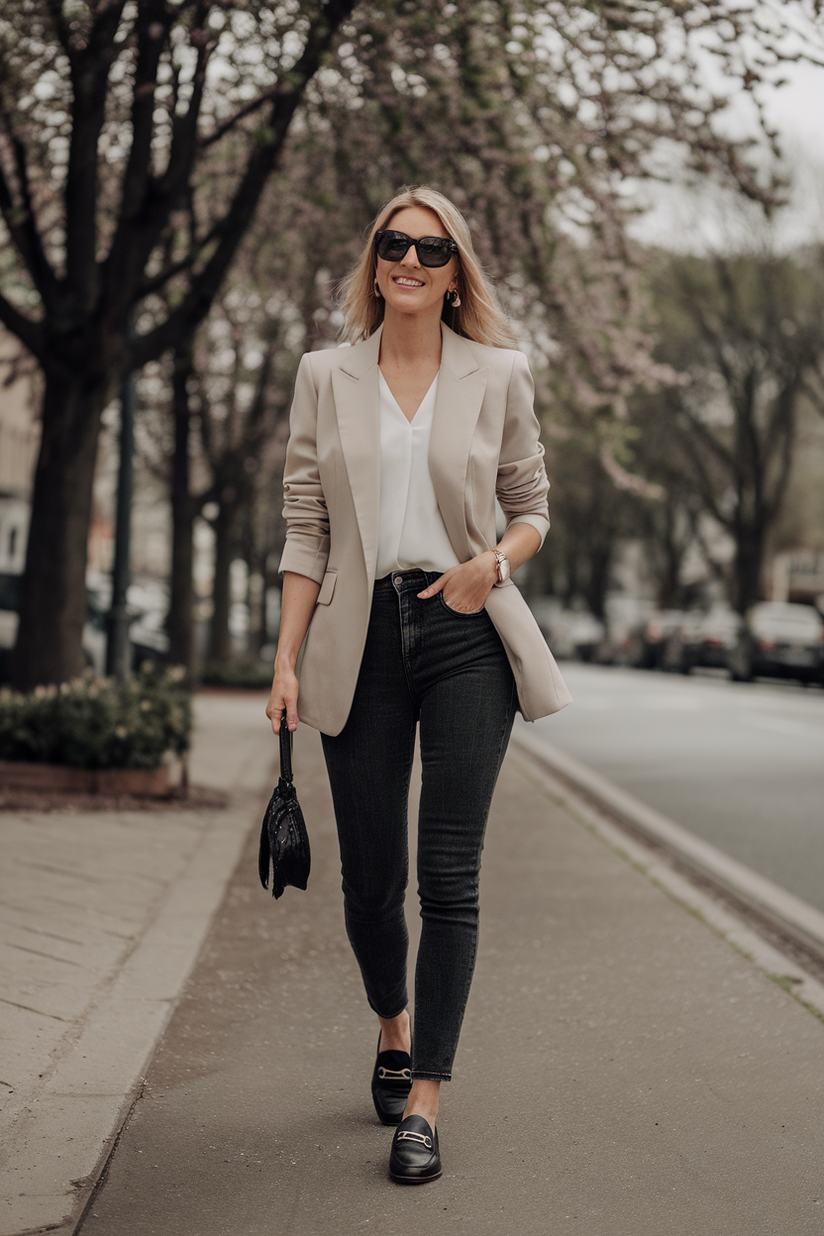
[265,665,300,734]
[265,572,321,736]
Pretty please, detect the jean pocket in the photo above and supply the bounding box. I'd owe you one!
[437,592,486,618]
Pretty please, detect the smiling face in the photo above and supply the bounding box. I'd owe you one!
[374,205,458,324]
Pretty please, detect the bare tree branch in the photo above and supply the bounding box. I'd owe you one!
[132,0,358,365]
[0,291,44,358]
[136,220,221,299]
[0,128,58,306]
[62,0,127,310]
[198,84,282,151]
[97,0,171,309]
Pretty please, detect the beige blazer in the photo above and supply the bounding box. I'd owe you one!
[279,322,572,735]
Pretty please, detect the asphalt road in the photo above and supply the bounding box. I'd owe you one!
[526,663,824,912]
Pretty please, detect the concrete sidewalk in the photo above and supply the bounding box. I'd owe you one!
[82,723,824,1235]
[4,695,824,1235]
[0,692,277,1236]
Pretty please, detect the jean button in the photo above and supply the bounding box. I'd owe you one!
[394,574,403,585]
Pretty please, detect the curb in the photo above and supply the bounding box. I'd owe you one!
[511,724,824,967]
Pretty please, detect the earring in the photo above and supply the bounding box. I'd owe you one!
[374,277,382,299]
[448,288,461,308]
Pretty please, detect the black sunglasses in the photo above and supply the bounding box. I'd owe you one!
[375,230,458,268]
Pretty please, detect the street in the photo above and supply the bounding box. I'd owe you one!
[525,663,824,912]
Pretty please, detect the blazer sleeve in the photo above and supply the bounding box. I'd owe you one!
[278,353,331,584]
[496,351,550,545]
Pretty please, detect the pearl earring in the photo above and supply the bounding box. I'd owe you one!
[448,288,461,308]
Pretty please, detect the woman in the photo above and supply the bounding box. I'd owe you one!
[266,186,571,1184]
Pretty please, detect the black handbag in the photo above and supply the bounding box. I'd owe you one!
[258,710,311,899]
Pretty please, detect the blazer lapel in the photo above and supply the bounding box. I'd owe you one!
[430,324,488,560]
[331,327,382,579]
[331,322,488,574]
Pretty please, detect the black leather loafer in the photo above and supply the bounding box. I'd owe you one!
[371,1042,412,1126]
[389,1114,442,1184]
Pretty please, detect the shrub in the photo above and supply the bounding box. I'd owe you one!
[199,657,274,690]
[0,664,192,769]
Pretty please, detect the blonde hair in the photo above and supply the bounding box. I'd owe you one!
[338,186,517,349]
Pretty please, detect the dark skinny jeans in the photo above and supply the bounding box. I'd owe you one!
[321,570,516,1081]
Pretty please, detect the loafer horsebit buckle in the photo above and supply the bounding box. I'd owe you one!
[377,1066,412,1081]
[396,1130,433,1149]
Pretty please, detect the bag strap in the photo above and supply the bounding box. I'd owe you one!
[278,708,293,784]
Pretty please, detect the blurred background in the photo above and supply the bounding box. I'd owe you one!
[1,0,823,696]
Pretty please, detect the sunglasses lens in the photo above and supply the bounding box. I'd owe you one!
[417,238,453,267]
[376,232,410,261]
[376,231,456,267]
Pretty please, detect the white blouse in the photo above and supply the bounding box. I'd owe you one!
[375,369,460,580]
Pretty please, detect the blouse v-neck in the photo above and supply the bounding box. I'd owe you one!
[378,367,439,424]
[375,366,459,579]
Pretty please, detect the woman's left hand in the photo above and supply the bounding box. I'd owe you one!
[417,552,498,614]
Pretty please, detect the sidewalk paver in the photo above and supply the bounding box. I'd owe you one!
[0,692,276,1236]
[76,725,824,1236]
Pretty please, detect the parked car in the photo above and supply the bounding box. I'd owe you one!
[0,573,20,683]
[125,578,170,668]
[727,601,824,684]
[0,571,109,680]
[665,607,744,675]
[82,586,108,673]
[539,610,606,662]
[0,572,167,683]
[617,609,686,670]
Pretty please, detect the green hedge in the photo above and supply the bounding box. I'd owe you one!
[0,664,192,770]
[199,657,274,690]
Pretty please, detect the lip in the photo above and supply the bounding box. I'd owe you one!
[392,275,425,288]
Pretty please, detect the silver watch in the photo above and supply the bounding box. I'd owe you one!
[493,550,511,585]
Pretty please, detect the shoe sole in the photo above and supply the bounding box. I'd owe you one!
[389,1167,443,1184]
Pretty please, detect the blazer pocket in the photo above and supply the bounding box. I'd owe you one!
[317,569,337,606]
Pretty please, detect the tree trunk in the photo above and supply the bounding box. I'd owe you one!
[584,544,612,621]
[207,497,236,663]
[11,373,109,689]
[732,523,765,614]
[655,504,684,610]
[562,530,580,608]
[166,346,197,679]
[243,542,266,658]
